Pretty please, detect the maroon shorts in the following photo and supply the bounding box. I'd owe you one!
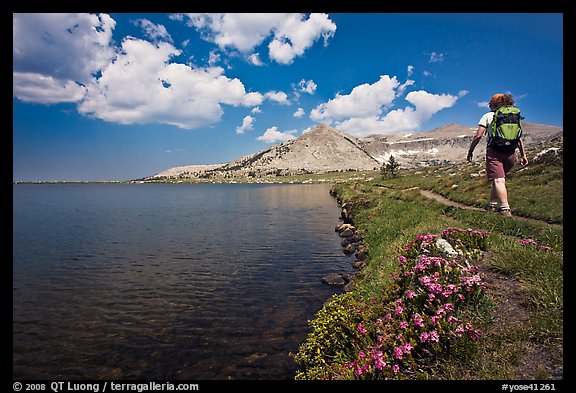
[485,147,516,180]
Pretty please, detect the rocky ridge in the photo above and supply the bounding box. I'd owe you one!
[146,122,563,181]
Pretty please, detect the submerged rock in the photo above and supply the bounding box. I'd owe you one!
[321,273,352,288]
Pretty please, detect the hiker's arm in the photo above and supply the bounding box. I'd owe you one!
[518,139,528,166]
[467,126,485,162]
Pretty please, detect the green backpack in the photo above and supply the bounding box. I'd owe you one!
[488,106,524,152]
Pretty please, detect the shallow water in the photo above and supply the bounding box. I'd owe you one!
[13,183,353,380]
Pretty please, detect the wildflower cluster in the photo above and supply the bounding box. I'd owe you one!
[519,238,551,252]
[333,228,488,379]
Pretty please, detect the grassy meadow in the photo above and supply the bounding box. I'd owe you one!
[293,139,563,380]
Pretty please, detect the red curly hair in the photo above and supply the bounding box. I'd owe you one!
[489,93,515,110]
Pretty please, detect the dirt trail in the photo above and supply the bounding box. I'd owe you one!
[419,187,563,379]
[417,188,562,229]
[418,189,484,211]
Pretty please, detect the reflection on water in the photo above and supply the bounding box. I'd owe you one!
[13,183,352,380]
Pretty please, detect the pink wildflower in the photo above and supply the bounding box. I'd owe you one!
[398,255,407,265]
[395,305,403,315]
[428,283,443,294]
[464,323,483,341]
[417,233,437,242]
[399,321,408,329]
[405,290,416,299]
[393,346,404,360]
[355,363,368,376]
[413,313,425,328]
[454,326,464,338]
[371,350,386,370]
[442,284,457,298]
[392,364,399,373]
[357,323,367,334]
[519,238,551,251]
[385,313,392,320]
[414,261,428,272]
[461,274,483,292]
[402,342,414,354]
[447,315,460,325]
[467,328,483,341]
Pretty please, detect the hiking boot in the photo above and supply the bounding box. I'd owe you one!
[484,203,498,212]
[498,207,512,217]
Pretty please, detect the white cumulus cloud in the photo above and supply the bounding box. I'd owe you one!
[310,75,400,121]
[248,53,264,66]
[404,90,458,118]
[342,90,459,136]
[297,79,317,95]
[77,37,263,129]
[397,79,415,97]
[310,75,459,137]
[407,65,414,76]
[256,126,297,143]
[13,72,87,104]
[176,13,336,65]
[236,115,255,134]
[268,13,336,64]
[13,13,266,130]
[13,13,116,82]
[133,18,173,43]
[293,107,305,118]
[265,91,290,105]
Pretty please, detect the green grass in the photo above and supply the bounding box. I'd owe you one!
[373,139,563,224]
[293,140,563,380]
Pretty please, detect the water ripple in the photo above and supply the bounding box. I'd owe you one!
[13,183,353,380]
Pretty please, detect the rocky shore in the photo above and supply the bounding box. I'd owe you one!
[321,186,369,291]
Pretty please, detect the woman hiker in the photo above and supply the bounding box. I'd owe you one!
[467,93,528,216]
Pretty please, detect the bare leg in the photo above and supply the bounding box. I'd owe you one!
[492,177,511,215]
[489,182,498,204]
[491,177,508,205]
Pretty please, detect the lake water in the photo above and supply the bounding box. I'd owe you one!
[12,183,353,380]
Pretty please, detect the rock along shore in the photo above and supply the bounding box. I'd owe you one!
[320,186,369,292]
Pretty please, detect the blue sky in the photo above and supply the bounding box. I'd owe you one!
[12,13,563,182]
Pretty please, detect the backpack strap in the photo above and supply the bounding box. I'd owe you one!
[487,108,499,144]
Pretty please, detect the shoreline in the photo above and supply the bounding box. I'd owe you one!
[13,170,379,186]
[320,186,369,292]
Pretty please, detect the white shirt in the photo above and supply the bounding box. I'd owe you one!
[478,111,494,129]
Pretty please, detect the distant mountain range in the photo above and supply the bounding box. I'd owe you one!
[145,122,563,181]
